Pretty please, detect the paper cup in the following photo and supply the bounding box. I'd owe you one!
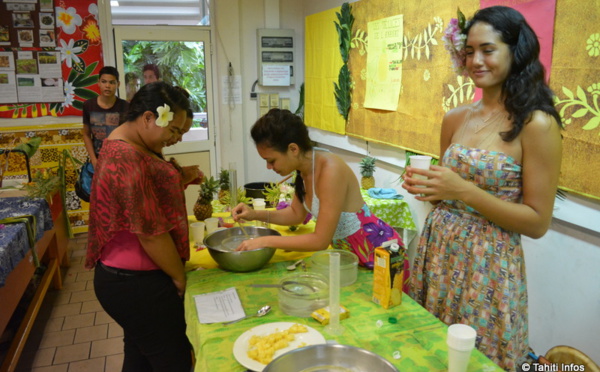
[409,155,432,186]
[447,324,477,372]
[204,217,219,234]
[252,198,266,210]
[409,155,432,171]
[190,222,205,245]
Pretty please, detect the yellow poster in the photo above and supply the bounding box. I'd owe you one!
[363,15,404,111]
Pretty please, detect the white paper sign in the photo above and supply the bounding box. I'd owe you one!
[221,75,242,105]
[194,287,246,324]
[262,65,290,86]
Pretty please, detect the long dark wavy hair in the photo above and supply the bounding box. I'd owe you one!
[125,81,190,123]
[464,6,562,141]
[251,108,313,202]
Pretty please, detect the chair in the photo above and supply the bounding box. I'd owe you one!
[543,345,600,372]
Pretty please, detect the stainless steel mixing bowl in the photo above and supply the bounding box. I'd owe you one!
[203,226,279,272]
[263,344,399,372]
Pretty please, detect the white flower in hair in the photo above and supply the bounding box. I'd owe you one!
[155,104,173,127]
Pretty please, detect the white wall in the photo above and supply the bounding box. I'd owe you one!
[212,0,600,364]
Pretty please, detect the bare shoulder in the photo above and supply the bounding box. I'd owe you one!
[442,104,472,130]
[319,151,346,171]
[523,110,562,136]
[521,110,562,156]
[523,110,560,134]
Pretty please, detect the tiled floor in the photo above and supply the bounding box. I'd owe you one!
[14,233,125,372]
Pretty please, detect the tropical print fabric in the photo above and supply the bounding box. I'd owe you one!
[332,203,410,293]
[410,143,528,370]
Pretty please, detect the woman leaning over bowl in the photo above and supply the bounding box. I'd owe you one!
[231,109,408,290]
[85,82,192,372]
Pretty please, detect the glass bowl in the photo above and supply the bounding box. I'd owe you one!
[278,272,329,317]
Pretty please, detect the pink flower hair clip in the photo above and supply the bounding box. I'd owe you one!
[442,8,469,77]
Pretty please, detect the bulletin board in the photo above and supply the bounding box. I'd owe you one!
[0,0,103,119]
[305,0,600,199]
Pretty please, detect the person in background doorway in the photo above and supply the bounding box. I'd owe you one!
[86,82,192,372]
[82,66,129,168]
[125,72,140,102]
[402,6,562,370]
[142,63,160,85]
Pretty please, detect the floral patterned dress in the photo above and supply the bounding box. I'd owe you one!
[409,143,529,371]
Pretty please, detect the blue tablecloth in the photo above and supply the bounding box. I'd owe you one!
[0,197,54,287]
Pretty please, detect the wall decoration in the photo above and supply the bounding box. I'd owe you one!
[333,3,353,121]
[1,124,90,234]
[0,0,102,119]
[306,0,599,199]
[550,0,600,198]
[305,6,347,134]
[344,0,479,157]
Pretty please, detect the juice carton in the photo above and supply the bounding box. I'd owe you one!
[372,241,404,309]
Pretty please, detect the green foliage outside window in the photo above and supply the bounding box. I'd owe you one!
[122,41,207,125]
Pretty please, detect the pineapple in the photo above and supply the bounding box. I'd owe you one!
[359,156,376,189]
[217,168,230,204]
[193,176,219,221]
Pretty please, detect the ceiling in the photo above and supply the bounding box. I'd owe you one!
[110,0,210,25]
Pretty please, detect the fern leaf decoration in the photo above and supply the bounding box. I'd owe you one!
[333,2,354,121]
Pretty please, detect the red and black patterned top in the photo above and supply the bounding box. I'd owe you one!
[85,139,190,269]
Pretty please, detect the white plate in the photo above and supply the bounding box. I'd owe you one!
[233,321,326,371]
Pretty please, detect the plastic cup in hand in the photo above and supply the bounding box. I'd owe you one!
[447,324,477,372]
[409,155,432,187]
[204,217,219,235]
[190,222,205,246]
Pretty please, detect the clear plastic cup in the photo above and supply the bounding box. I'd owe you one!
[190,222,205,245]
[204,217,219,234]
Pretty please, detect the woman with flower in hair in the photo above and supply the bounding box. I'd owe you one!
[85,82,192,372]
[403,6,562,370]
[232,109,409,289]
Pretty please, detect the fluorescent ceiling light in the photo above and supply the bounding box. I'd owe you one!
[110,1,119,6]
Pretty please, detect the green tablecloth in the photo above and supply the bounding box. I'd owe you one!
[184,263,502,371]
[360,189,416,231]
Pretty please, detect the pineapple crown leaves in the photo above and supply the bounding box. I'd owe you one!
[199,176,219,202]
[218,168,230,189]
[220,187,252,206]
[359,156,377,177]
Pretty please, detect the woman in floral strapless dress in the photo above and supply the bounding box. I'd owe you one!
[403,7,562,371]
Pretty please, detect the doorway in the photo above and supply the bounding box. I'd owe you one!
[114,25,216,213]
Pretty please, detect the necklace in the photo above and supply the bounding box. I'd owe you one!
[473,105,504,133]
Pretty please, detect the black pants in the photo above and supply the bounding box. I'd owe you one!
[94,262,192,372]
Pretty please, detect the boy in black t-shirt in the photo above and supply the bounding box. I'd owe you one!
[82,66,129,167]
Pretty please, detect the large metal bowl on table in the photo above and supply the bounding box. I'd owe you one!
[263,344,399,372]
[203,226,280,272]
